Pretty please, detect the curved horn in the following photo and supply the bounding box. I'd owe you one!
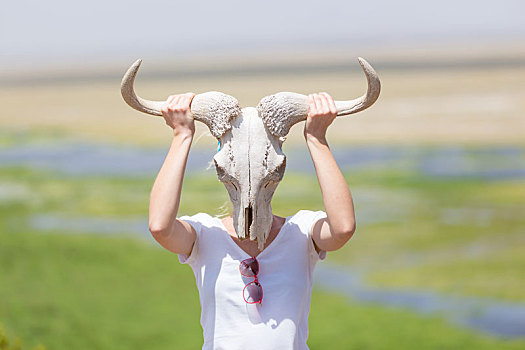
[121,59,164,116]
[257,57,381,138]
[121,59,242,138]
[335,57,381,116]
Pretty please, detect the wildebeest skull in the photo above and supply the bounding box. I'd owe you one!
[121,58,381,250]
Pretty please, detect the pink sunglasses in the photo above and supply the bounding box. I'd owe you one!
[239,257,263,304]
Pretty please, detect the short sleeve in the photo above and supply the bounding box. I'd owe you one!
[177,213,207,266]
[306,210,328,262]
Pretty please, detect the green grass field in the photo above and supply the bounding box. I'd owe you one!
[1,222,524,349]
[1,160,524,348]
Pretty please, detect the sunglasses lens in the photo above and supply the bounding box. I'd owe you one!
[243,281,263,303]
[240,258,259,276]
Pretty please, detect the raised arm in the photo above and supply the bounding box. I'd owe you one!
[305,93,356,252]
[148,93,198,255]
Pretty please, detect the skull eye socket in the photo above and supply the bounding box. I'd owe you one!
[214,162,240,193]
[264,159,286,183]
[214,159,237,184]
[263,181,275,189]
[219,174,238,186]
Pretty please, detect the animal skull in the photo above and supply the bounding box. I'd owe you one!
[121,58,381,250]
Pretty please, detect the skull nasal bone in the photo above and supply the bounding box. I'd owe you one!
[244,206,253,239]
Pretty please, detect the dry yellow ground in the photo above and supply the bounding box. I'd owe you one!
[1,65,524,148]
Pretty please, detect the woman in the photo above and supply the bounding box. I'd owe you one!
[148,92,355,350]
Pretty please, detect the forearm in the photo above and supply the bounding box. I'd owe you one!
[148,132,193,232]
[306,135,355,237]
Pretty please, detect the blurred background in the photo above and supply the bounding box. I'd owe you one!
[1,0,524,348]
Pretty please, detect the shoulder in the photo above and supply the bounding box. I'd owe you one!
[178,212,220,235]
[287,210,327,235]
[285,210,328,261]
[176,213,221,266]
[179,212,215,223]
[289,210,327,223]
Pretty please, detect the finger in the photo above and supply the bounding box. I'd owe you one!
[182,94,194,112]
[167,95,177,104]
[185,93,195,106]
[321,92,337,115]
[171,95,182,109]
[308,94,317,116]
[318,93,331,115]
[186,92,196,105]
[313,93,324,114]
[179,94,189,107]
[188,93,196,108]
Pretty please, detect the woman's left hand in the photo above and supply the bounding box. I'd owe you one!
[304,92,338,141]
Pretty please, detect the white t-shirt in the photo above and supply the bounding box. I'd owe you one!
[178,210,328,350]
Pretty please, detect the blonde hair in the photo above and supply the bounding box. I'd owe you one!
[216,200,233,218]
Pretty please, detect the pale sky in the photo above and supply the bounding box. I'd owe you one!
[1,0,524,71]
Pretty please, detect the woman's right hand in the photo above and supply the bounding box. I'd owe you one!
[160,92,196,137]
